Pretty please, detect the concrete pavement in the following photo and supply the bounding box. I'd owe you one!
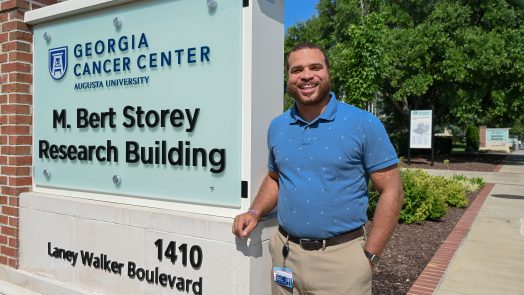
[413,150,524,295]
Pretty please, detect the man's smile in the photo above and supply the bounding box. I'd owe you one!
[299,82,318,96]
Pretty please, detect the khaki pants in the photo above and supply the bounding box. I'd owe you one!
[269,229,372,295]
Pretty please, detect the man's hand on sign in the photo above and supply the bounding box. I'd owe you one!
[232,171,279,239]
[232,211,259,238]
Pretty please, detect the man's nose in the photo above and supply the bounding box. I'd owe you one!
[300,69,313,80]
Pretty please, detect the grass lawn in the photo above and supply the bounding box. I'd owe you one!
[452,142,466,152]
[452,146,466,153]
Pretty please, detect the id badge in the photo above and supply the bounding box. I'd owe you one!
[273,267,293,288]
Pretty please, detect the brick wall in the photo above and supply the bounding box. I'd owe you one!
[0,0,57,268]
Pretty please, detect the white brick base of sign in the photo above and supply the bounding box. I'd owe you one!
[10,192,277,295]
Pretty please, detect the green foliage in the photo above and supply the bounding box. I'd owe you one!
[465,126,480,152]
[367,169,483,223]
[367,181,380,218]
[285,0,524,133]
[435,136,453,155]
[330,13,388,107]
[285,18,324,54]
[469,177,486,187]
[284,93,294,111]
[432,176,468,208]
[397,169,448,223]
[389,131,409,156]
[450,174,468,182]
[510,117,524,139]
[451,175,485,192]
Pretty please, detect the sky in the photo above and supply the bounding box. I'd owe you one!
[284,0,318,31]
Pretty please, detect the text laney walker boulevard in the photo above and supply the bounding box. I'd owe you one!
[48,241,203,294]
[38,106,226,174]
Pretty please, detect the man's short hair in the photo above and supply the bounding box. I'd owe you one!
[286,42,330,71]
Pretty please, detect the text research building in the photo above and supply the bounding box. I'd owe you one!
[0,0,284,294]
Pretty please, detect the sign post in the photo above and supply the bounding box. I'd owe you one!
[7,1,284,294]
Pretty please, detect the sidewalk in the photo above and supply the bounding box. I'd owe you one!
[408,150,524,295]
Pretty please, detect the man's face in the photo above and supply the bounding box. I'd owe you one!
[286,48,331,106]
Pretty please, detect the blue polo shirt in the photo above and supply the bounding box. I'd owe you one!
[267,94,398,239]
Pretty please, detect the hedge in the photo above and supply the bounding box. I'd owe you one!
[367,169,484,224]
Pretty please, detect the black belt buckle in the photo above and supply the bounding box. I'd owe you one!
[299,238,322,251]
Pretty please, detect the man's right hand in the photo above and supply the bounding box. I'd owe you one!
[232,171,279,239]
[232,212,259,238]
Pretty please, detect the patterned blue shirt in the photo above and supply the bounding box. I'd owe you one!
[267,94,398,239]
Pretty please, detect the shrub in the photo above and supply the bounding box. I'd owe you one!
[431,176,468,208]
[435,136,453,155]
[445,180,469,207]
[367,170,482,223]
[465,126,480,152]
[367,169,447,224]
[469,177,485,187]
[367,182,379,218]
[399,169,448,223]
[451,175,485,193]
[451,174,468,182]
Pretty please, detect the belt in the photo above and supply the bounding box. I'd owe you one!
[278,225,364,251]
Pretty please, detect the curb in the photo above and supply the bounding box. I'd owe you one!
[406,183,495,295]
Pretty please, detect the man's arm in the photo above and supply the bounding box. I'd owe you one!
[365,165,404,258]
[232,171,279,238]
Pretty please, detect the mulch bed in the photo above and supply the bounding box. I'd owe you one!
[367,153,505,294]
[400,153,507,172]
[367,191,478,295]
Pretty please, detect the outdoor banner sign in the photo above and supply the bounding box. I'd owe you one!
[486,128,509,145]
[409,110,433,149]
[33,0,243,207]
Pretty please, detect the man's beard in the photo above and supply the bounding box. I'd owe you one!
[287,79,331,106]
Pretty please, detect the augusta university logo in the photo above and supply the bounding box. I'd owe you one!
[49,46,68,80]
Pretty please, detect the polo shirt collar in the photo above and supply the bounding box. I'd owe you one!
[289,92,338,124]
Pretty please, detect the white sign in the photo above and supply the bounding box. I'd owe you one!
[410,110,433,149]
[486,128,509,144]
[33,0,243,207]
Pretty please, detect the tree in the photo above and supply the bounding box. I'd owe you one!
[284,0,524,135]
[330,13,388,108]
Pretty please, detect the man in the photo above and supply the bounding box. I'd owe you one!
[232,43,403,294]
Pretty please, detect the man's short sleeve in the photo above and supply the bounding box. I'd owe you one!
[362,114,399,173]
[267,122,279,172]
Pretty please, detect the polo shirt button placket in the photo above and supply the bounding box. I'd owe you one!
[302,125,312,145]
